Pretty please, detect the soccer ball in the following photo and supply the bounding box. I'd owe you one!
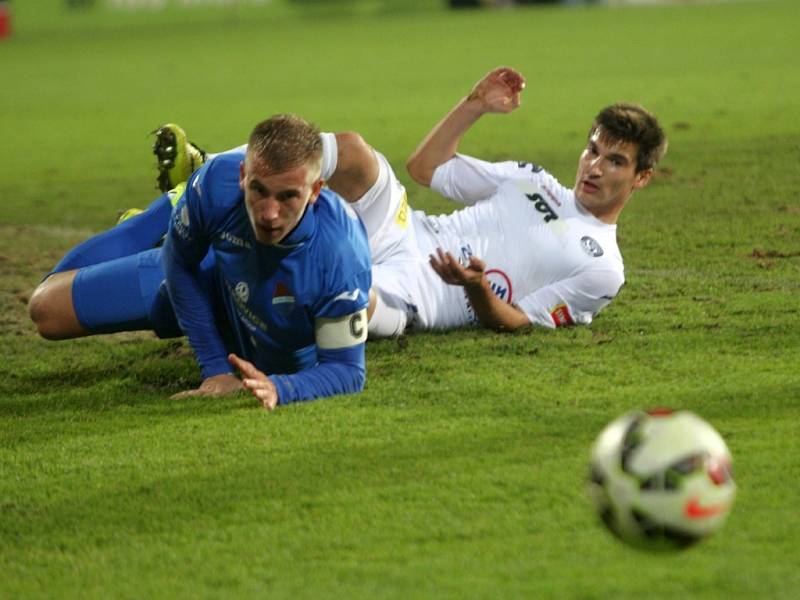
[588,408,736,551]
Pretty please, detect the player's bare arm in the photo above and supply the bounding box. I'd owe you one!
[429,248,530,332]
[406,66,526,187]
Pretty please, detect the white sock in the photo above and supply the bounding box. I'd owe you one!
[319,132,338,181]
[368,292,408,338]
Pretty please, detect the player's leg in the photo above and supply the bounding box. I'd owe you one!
[29,248,178,340]
[152,123,207,193]
[51,189,179,273]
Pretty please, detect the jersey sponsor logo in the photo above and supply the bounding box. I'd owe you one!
[333,288,361,303]
[485,269,513,303]
[550,303,574,327]
[580,235,604,257]
[224,279,267,332]
[517,161,543,174]
[525,192,559,223]
[316,309,368,349]
[234,281,250,303]
[219,230,252,249]
[394,192,409,230]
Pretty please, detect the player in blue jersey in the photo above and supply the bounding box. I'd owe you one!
[28,115,372,409]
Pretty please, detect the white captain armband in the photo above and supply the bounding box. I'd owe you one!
[315,309,368,350]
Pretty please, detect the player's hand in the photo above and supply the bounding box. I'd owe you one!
[429,247,487,289]
[171,372,243,399]
[228,354,279,411]
[467,67,526,114]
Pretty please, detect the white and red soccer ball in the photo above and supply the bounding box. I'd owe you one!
[588,408,736,551]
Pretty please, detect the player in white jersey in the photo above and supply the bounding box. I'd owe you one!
[329,67,667,336]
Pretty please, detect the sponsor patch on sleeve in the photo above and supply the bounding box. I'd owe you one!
[316,309,368,350]
[393,192,409,229]
[550,303,574,328]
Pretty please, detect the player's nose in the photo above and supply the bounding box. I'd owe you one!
[258,197,280,221]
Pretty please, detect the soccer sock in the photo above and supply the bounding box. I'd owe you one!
[367,292,408,338]
[320,132,338,181]
[51,193,173,274]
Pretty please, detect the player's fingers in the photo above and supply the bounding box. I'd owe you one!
[229,354,264,380]
[468,256,486,272]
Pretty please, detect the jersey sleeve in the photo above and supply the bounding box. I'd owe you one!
[515,269,625,329]
[269,272,371,405]
[430,153,542,206]
[162,167,231,378]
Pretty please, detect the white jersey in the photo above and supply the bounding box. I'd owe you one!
[405,154,625,330]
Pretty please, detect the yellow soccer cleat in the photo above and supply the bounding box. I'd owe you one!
[116,207,144,225]
[152,123,207,193]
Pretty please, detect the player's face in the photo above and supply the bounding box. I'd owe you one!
[574,130,652,223]
[240,155,323,245]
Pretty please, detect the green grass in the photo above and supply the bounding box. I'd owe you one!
[2,0,799,597]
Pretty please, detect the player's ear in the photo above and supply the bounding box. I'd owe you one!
[633,168,653,191]
[239,160,246,190]
[308,178,324,204]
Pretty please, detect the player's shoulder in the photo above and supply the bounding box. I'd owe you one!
[187,149,244,212]
[315,190,368,243]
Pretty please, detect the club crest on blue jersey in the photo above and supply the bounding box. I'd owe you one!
[272,282,295,317]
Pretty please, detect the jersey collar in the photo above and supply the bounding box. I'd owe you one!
[273,202,316,250]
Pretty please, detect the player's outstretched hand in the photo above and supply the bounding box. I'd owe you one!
[467,66,526,114]
[429,247,486,289]
[228,354,278,411]
[171,372,244,400]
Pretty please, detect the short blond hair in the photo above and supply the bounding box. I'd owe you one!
[247,114,322,175]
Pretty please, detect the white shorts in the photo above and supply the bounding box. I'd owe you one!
[351,151,422,316]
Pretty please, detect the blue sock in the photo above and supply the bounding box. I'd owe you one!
[52,193,172,274]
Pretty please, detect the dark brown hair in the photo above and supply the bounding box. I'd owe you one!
[590,103,667,172]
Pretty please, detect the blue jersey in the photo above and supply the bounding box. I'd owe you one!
[162,150,372,404]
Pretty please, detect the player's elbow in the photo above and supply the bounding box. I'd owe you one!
[328,132,380,201]
[406,152,434,187]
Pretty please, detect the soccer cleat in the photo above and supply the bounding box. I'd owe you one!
[152,123,207,193]
[116,207,144,225]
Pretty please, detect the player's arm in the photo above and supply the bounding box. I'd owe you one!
[406,67,526,187]
[515,270,625,330]
[162,171,242,398]
[429,248,530,332]
[230,309,368,409]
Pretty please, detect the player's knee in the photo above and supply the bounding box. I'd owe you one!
[28,285,58,339]
[27,282,74,340]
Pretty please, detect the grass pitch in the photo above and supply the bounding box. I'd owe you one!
[1,1,799,598]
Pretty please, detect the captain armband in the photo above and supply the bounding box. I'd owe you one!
[315,309,368,350]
